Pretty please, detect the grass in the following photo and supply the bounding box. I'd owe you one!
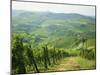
[77,57,96,69]
[45,56,96,72]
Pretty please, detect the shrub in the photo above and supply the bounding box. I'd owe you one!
[80,48,96,60]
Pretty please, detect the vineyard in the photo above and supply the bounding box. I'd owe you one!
[12,32,96,74]
[12,9,96,74]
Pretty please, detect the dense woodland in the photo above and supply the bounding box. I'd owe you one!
[12,10,96,74]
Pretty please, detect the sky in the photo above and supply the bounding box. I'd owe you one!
[12,1,95,16]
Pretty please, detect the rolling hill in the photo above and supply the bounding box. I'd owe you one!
[12,10,96,48]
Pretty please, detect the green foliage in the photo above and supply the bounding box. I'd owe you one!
[12,10,96,73]
[26,45,40,73]
[12,35,70,74]
[12,35,26,74]
[67,49,80,56]
[80,48,96,60]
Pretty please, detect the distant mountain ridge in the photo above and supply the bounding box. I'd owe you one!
[12,10,95,19]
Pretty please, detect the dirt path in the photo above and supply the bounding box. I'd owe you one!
[48,57,81,72]
[54,57,80,71]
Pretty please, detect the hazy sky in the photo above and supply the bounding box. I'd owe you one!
[12,1,95,16]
